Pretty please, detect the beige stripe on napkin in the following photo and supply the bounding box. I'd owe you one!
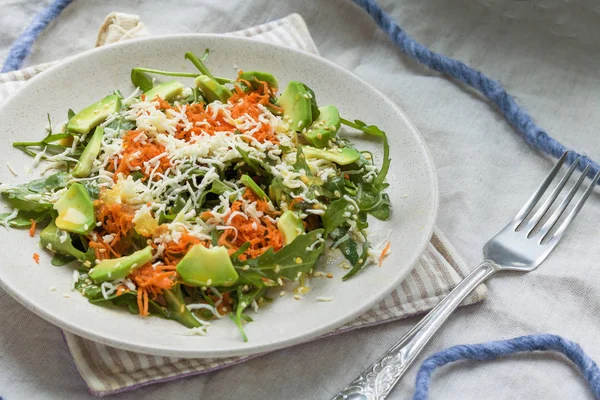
[0,13,486,396]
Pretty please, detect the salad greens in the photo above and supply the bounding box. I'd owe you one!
[0,50,392,341]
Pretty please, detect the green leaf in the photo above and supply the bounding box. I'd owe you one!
[131,68,153,91]
[67,109,76,121]
[339,118,390,190]
[236,229,326,282]
[0,172,69,212]
[235,146,270,176]
[163,284,202,328]
[341,240,370,280]
[292,147,312,175]
[230,242,251,261]
[0,210,49,228]
[240,174,267,200]
[322,197,353,236]
[231,286,267,342]
[104,115,136,132]
[51,253,75,266]
[185,51,217,81]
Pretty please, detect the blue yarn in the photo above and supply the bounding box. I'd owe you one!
[352,0,600,177]
[1,0,74,73]
[412,334,600,399]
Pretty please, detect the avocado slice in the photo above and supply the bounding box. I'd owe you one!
[276,81,312,131]
[40,220,87,260]
[277,211,304,245]
[144,80,185,102]
[89,246,153,283]
[195,75,232,103]
[67,94,121,135]
[53,183,95,235]
[71,126,104,178]
[176,244,239,287]
[301,146,361,166]
[303,105,341,148]
[240,174,267,200]
[239,71,279,90]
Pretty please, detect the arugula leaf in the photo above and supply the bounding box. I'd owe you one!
[163,284,202,328]
[67,109,76,120]
[230,242,251,261]
[322,197,352,236]
[185,51,217,81]
[0,172,68,212]
[90,291,169,320]
[341,240,370,280]
[0,210,49,228]
[235,229,326,282]
[51,253,75,266]
[340,118,390,190]
[231,286,267,342]
[235,146,270,176]
[131,68,153,91]
[292,147,312,175]
[240,175,267,200]
[104,115,136,132]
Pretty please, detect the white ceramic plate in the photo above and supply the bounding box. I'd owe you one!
[0,35,437,358]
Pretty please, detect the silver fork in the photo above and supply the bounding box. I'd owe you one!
[333,152,600,400]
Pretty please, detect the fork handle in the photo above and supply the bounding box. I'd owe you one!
[332,261,499,400]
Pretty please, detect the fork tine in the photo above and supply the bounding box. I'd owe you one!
[523,157,580,235]
[537,164,592,241]
[544,169,600,244]
[513,152,567,226]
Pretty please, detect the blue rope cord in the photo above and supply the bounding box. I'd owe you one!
[352,0,600,177]
[413,334,600,399]
[1,0,74,73]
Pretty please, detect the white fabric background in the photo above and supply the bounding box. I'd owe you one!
[1,0,600,399]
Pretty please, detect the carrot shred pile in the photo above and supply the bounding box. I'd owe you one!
[89,200,136,259]
[110,130,171,181]
[129,262,177,317]
[218,188,283,259]
[171,80,280,144]
[29,219,36,238]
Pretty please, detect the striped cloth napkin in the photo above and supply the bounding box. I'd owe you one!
[0,13,486,396]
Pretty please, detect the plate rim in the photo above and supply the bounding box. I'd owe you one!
[0,33,439,358]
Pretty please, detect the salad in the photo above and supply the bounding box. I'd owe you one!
[0,50,391,340]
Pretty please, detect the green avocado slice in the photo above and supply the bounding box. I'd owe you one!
[301,146,361,166]
[71,126,104,178]
[277,211,304,245]
[40,220,87,260]
[144,80,185,102]
[276,81,312,131]
[67,94,121,135]
[176,244,239,287]
[89,246,153,283]
[53,183,95,235]
[303,105,341,148]
[195,75,232,103]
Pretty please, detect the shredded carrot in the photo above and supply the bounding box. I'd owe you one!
[33,253,40,264]
[129,262,178,316]
[219,188,283,259]
[88,200,136,259]
[379,241,391,267]
[28,219,36,238]
[172,82,280,143]
[109,130,171,181]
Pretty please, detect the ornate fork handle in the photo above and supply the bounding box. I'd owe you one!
[332,261,499,400]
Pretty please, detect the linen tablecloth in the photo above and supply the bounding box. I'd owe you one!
[1,1,600,399]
